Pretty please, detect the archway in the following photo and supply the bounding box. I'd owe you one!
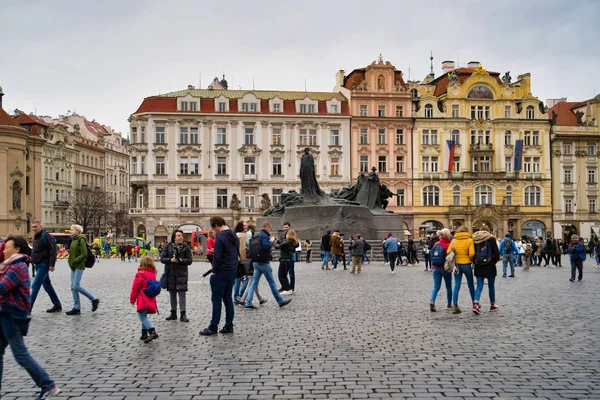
[137,224,146,239]
[154,226,168,246]
[472,219,498,237]
[419,220,444,237]
[561,224,576,243]
[520,220,546,239]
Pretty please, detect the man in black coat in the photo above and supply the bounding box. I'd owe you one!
[30,219,62,314]
[321,231,332,270]
[161,229,193,322]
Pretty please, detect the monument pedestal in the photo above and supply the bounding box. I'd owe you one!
[257,204,403,241]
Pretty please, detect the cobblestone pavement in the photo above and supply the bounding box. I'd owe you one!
[3,255,600,399]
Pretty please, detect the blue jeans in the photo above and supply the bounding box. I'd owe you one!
[595,253,600,265]
[70,269,97,310]
[233,277,247,299]
[452,264,475,305]
[383,252,389,263]
[288,262,295,291]
[362,252,370,263]
[502,254,515,276]
[209,272,236,331]
[430,268,452,304]
[246,262,284,306]
[322,251,331,267]
[138,310,153,330]
[0,318,55,393]
[30,263,61,309]
[424,254,431,270]
[475,276,496,304]
[332,255,341,269]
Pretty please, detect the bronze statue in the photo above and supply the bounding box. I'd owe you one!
[229,194,241,210]
[300,148,324,198]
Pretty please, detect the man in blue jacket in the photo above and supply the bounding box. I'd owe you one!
[200,216,239,335]
[244,222,292,309]
[499,233,518,278]
[567,234,586,282]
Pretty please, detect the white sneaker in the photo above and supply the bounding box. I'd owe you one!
[38,386,60,399]
[281,290,293,295]
[391,270,395,274]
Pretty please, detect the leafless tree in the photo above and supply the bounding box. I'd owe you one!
[68,187,107,234]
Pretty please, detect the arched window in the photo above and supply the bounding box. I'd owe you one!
[506,185,513,206]
[424,104,433,118]
[524,186,541,206]
[526,106,535,119]
[475,185,493,206]
[423,185,440,206]
[453,185,461,206]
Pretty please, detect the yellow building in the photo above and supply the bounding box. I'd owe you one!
[409,61,552,238]
[548,96,600,242]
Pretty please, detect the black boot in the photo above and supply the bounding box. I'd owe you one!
[165,310,177,321]
[140,329,148,341]
[180,311,189,322]
[144,328,159,343]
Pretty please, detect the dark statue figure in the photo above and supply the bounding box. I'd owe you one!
[502,71,512,84]
[300,148,324,197]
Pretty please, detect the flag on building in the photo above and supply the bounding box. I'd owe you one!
[444,140,457,171]
[514,140,524,171]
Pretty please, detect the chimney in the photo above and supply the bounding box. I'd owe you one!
[336,70,345,87]
[467,61,480,69]
[187,85,195,90]
[441,61,455,74]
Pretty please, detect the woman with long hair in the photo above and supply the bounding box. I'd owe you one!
[161,229,193,322]
[472,226,500,314]
[447,225,475,314]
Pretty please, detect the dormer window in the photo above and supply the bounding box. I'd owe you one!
[218,102,226,112]
[242,103,257,112]
[424,104,433,118]
[181,102,188,111]
[190,102,197,111]
[526,106,535,119]
[300,104,315,114]
[330,104,338,114]
[273,103,281,113]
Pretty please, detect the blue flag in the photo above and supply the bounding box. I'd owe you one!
[514,140,523,171]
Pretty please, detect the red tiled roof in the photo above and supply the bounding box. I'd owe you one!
[134,97,178,114]
[0,107,24,129]
[431,68,502,97]
[548,102,579,126]
[13,114,49,127]
[343,69,366,89]
[84,119,109,137]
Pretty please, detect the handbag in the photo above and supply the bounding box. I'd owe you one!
[445,240,456,273]
[237,260,249,278]
[159,266,168,289]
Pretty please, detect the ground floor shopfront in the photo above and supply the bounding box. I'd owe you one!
[553,217,600,243]
[413,204,552,239]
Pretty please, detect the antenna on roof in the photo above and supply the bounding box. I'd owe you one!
[456,53,460,68]
[304,78,307,92]
[253,76,255,91]
[199,72,202,88]
[408,65,411,81]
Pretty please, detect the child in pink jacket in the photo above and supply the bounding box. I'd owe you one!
[130,256,159,343]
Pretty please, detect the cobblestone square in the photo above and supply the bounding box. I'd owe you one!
[3,256,600,399]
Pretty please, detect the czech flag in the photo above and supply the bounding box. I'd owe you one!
[444,140,457,171]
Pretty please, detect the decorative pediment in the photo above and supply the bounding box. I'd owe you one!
[299,121,319,129]
[523,145,542,155]
[270,148,285,157]
[376,145,388,155]
[328,148,343,156]
[179,119,199,126]
[394,146,407,155]
[214,147,230,157]
[177,145,202,154]
[152,145,169,154]
[420,144,441,153]
[238,144,262,157]
[468,119,494,130]
[10,167,24,178]
[358,145,370,154]
[552,149,561,157]
[296,148,320,156]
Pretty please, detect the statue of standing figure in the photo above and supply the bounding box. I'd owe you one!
[299,148,324,198]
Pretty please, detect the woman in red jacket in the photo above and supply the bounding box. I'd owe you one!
[130,256,159,343]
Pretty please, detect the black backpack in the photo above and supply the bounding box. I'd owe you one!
[474,240,494,265]
[85,242,96,268]
[249,233,269,262]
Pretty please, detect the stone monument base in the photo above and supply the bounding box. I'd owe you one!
[257,204,404,241]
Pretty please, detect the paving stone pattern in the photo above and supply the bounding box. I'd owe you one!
[3,256,600,399]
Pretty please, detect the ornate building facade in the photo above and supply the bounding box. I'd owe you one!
[409,61,552,238]
[335,57,414,235]
[0,89,44,237]
[548,96,600,241]
[129,86,351,244]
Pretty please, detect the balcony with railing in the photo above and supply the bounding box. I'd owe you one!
[523,173,543,180]
[53,200,69,208]
[469,143,494,153]
[243,174,257,181]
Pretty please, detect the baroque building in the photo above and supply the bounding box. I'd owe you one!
[0,88,44,237]
[129,84,351,244]
[409,61,552,238]
[548,95,600,241]
[335,56,414,235]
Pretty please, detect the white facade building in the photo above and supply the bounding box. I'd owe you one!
[129,87,351,244]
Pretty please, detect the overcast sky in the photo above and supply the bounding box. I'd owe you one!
[1,0,599,135]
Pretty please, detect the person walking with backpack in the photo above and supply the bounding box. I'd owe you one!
[428,229,453,312]
[567,234,586,282]
[383,233,398,273]
[472,226,500,314]
[66,224,100,315]
[447,226,475,314]
[161,229,193,322]
[349,234,365,274]
[499,233,518,278]
[0,236,61,399]
[199,217,239,335]
[130,256,160,343]
[244,222,292,309]
[29,219,62,314]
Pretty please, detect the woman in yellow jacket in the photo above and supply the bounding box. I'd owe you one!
[447,225,475,314]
